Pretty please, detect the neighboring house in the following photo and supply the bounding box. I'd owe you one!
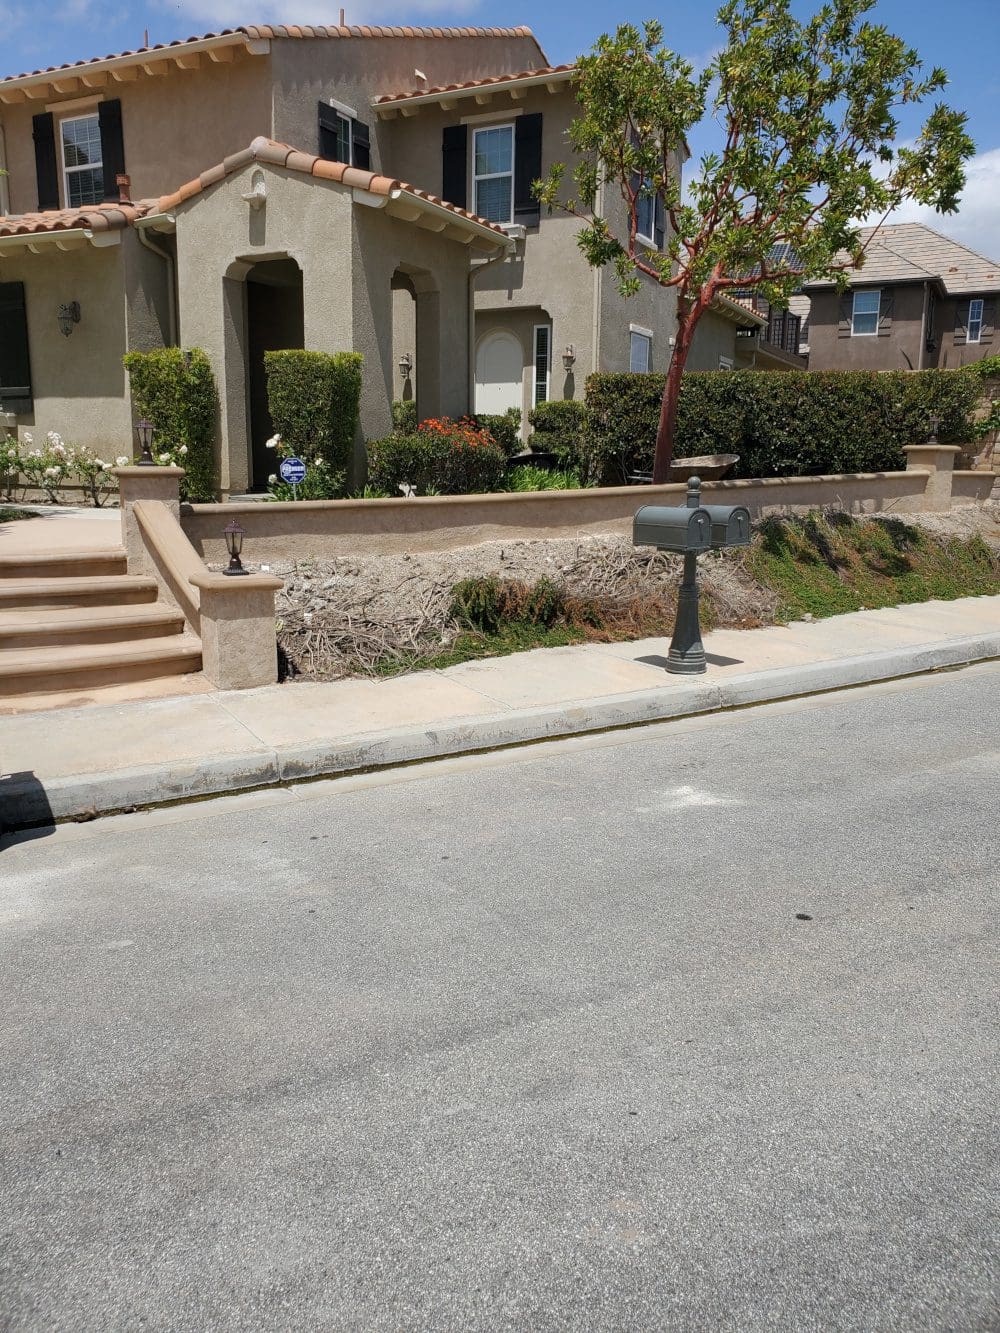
[801,223,998,371]
[0,24,747,494]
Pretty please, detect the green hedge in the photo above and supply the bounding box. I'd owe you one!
[265,350,363,481]
[584,369,983,485]
[471,409,522,457]
[122,347,217,501]
[528,399,587,467]
[392,400,417,433]
[367,426,507,496]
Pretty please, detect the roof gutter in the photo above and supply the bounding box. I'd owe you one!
[354,185,512,253]
[0,226,122,255]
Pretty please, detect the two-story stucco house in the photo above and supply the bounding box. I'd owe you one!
[800,223,998,372]
[0,23,760,495]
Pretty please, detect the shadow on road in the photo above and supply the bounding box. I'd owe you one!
[0,771,55,846]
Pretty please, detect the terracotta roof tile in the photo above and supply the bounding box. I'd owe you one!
[154,136,508,238]
[2,25,539,85]
[375,63,575,105]
[0,202,149,238]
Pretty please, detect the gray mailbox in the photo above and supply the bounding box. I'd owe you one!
[700,503,751,549]
[633,504,713,553]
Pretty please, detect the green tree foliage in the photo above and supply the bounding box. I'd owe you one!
[536,3,975,481]
[122,347,217,501]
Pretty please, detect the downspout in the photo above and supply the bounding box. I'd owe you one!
[134,219,178,347]
[467,238,517,415]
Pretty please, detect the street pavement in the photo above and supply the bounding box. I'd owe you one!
[1,665,998,1331]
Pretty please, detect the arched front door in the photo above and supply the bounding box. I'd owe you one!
[475,330,523,415]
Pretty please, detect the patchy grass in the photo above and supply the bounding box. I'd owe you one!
[747,513,1000,621]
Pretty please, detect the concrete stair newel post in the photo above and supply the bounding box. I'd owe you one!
[114,466,283,690]
[903,443,960,512]
[116,465,187,575]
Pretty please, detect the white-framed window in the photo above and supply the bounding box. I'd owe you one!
[473,124,514,224]
[60,113,103,208]
[532,325,550,406]
[851,289,881,336]
[630,327,652,373]
[968,297,984,344]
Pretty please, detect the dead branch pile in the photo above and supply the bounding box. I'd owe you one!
[272,533,775,681]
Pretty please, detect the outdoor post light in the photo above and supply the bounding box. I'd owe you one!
[134,419,156,466]
[562,344,576,371]
[928,413,940,444]
[223,519,248,576]
[398,351,412,379]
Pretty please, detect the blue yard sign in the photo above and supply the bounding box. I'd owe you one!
[279,457,307,486]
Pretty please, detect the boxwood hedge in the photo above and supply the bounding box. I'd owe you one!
[122,347,218,501]
[584,369,983,485]
[265,350,363,480]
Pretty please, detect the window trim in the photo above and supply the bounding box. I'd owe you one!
[472,122,515,226]
[635,187,658,249]
[851,288,881,337]
[59,111,104,209]
[532,324,551,407]
[968,297,984,345]
[629,327,653,373]
[718,356,734,371]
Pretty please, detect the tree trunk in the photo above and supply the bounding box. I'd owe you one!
[651,309,695,485]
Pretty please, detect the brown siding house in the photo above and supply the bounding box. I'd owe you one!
[803,223,998,371]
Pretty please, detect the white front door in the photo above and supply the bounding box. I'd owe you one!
[475,330,523,415]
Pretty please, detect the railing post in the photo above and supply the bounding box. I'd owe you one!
[903,444,960,512]
[114,466,185,574]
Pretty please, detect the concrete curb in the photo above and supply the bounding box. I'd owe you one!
[3,632,997,832]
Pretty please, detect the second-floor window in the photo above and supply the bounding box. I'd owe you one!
[630,328,652,372]
[851,289,881,336]
[318,102,371,171]
[61,114,103,208]
[968,298,984,344]
[474,125,514,224]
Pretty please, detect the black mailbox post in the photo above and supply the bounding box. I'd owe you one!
[633,477,751,675]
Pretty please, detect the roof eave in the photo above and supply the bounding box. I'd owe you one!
[0,226,123,255]
[374,67,575,116]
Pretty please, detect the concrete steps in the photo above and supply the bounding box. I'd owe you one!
[0,543,203,698]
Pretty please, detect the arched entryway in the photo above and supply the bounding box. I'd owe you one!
[475,329,523,416]
[245,257,303,491]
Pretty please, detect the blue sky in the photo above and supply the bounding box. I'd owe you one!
[3,0,997,255]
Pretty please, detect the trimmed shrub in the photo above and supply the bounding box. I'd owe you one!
[392,399,417,433]
[123,347,217,500]
[528,399,587,467]
[583,369,983,485]
[265,350,363,479]
[471,408,522,457]
[367,417,507,495]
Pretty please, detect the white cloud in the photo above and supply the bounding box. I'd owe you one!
[866,147,1000,262]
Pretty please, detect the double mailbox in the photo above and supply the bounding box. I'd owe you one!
[633,500,751,553]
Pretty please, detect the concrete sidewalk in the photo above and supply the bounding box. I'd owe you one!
[2,594,998,831]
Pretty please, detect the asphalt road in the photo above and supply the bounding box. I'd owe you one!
[2,665,998,1331]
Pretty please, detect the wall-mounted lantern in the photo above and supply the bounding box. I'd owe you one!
[224,520,248,576]
[57,302,80,338]
[562,344,576,371]
[398,351,413,380]
[134,418,156,467]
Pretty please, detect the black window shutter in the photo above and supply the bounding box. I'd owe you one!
[32,113,59,211]
[838,292,853,338]
[318,102,345,163]
[98,99,126,202]
[351,119,371,171]
[877,289,893,337]
[0,282,33,412]
[514,112,542,226]
[442,124,467,210]
[653,195,665,250]
[980,299,995,345]
[954,301,968,346]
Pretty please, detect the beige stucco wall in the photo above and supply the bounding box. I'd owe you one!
[0,231,167,453]
[0,51,273,215]
[382,86,680,403]
[172,161,478,491]
[936,295,997,368]
[805,283,929,371]
[271,33,545,173]
[686,309,741,372]
[182,470,935,562]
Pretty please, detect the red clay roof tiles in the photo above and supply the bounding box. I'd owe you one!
[375,63,575,104]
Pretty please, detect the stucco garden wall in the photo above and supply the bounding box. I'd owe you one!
[179,468,978,562]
